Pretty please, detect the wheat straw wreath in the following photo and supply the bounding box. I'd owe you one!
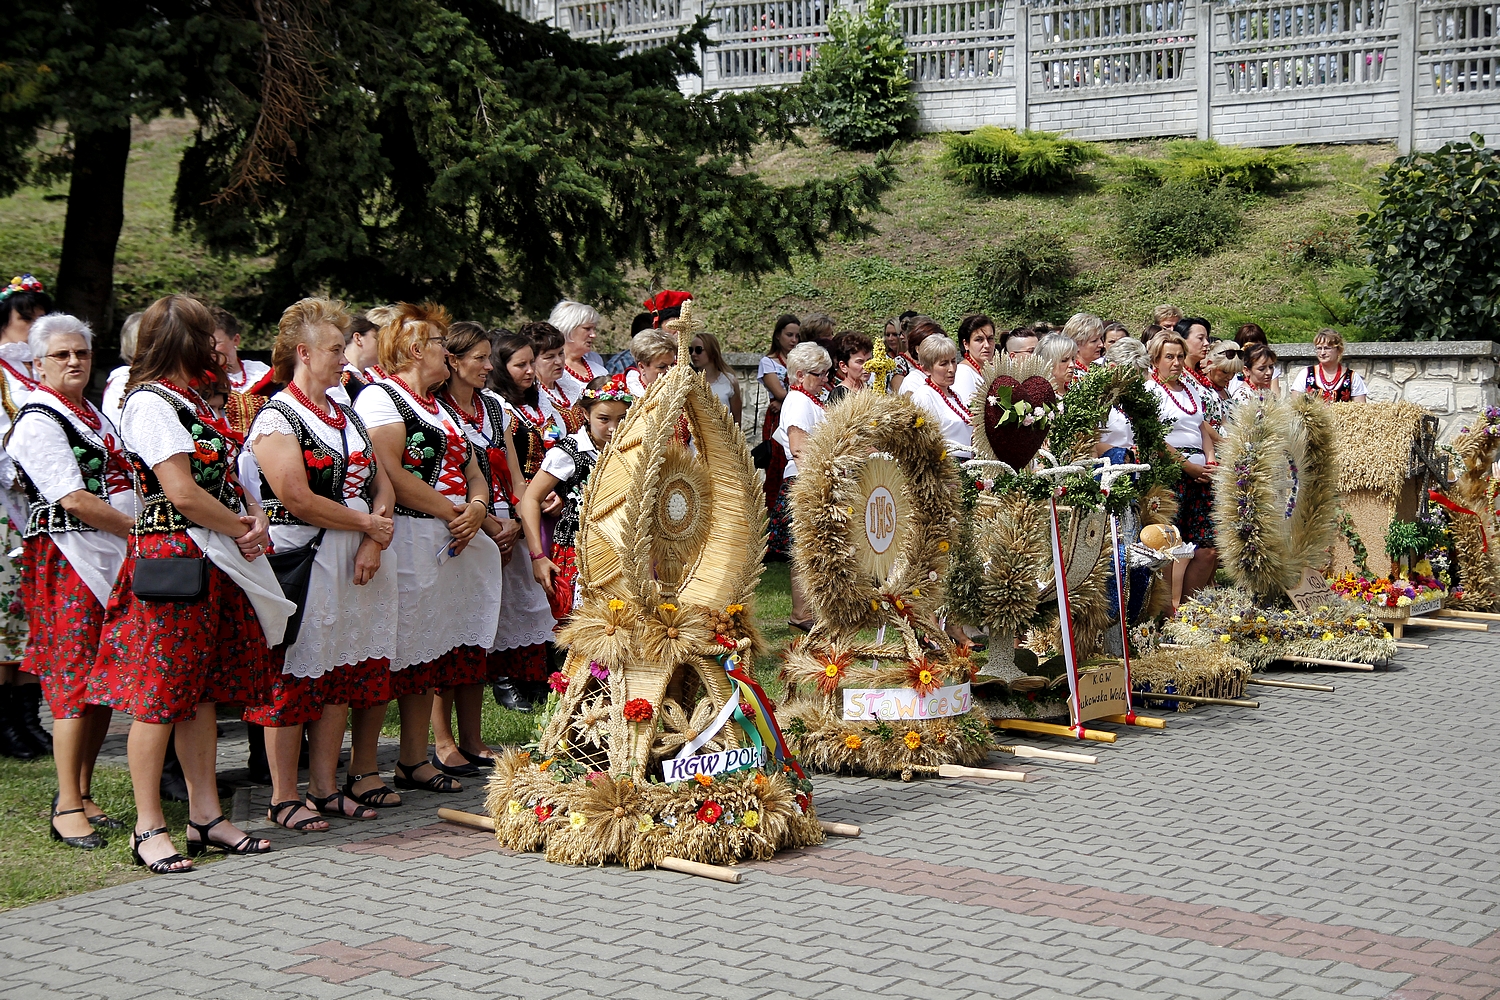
[488,301,822,868]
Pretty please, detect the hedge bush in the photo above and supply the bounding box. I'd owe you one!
[1116,182,1242,263]
[969,231,1075,314]
[800,0,916,150]
[1123,139,1304,194]
[941,127,1095,193]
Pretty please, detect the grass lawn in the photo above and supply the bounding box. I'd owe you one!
[1,119,1391,350]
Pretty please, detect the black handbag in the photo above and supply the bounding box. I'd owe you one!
[751,438,773,470]
[267,528,326,649]
[132,555,209,602]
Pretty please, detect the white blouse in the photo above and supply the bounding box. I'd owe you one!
[556,351,607,402]
[1147,378,1208,458]
[354,379,470,501]
[539,429,598,484]
[773,390,827,478]
[953,360,985,406]
[905,377,974,460]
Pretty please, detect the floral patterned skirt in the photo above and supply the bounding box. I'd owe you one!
[21,535,105,720]
[432,644,488,689]
[487,642,547,684]
[87,531,274,724]
[1176,475,1217,548]
[548,544,579,622]
[769,476,796,559]
[243,656,393,727]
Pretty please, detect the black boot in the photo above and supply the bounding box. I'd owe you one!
[159,732,189,802]
[14,684,53,755]
[246,723,271,785]
[0,686,39,760]
[490,678,533,713]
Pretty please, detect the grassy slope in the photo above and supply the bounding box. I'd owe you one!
[1,122,1388,351]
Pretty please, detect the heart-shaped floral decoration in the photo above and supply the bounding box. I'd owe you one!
[983,375,1058,468]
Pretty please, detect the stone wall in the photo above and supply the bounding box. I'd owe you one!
[727,341,1500,444]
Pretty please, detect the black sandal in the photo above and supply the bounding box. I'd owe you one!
[788,619,815,634]
[131,827,193,874]
[79,793,125,830]
[307,790,376,820]
[51,804,107,850]
[342,771,402,808]
[393,759,462,793]
[267,800,329,831]
[185,815,272,857]
[429,752,481,778]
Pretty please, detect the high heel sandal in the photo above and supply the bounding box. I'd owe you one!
[80,793,125,830]
[267,801,328,831]
[342,771,402,808]
[131,827,193,874]
[185,815,272,857]
[307,790,376,820]
[51,803,107,850]
[393,759,462,793]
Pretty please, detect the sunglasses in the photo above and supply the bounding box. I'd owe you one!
[690,346,704,354]
[44,349,93,362]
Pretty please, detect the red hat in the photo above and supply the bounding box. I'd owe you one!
[643,290,693,327]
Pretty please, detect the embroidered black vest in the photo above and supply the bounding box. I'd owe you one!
[9,404,111,537]
[551,435,598,551]
[1304,365,1354,403]
[127,384,245,534]
[340,368,369,402]
[459,392,515,518]
[375,382,472,519]
[254,398,377,526]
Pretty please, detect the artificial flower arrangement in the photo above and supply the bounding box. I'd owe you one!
[1328,571,1453,610]
[1164,587,1396,668]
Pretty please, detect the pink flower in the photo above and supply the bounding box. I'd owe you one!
[547,671,569,694]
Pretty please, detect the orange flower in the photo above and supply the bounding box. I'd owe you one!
[816,651,852,696]
[694,773,714,786]
[906,657,940,696]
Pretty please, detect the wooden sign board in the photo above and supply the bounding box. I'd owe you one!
[1072,665,1128,725]
[1286,566,1339,612]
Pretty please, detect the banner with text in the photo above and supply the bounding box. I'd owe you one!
[661,746,765,783]
[842,683,972,722]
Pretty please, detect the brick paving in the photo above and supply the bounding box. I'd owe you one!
[2,625,1498,999]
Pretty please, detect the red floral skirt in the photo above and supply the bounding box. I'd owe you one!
[387,659,434,699]
[487,643,547,684]
[548,544,579,622]
[243,656,394,727]
[21,535,107,720]
[431,644,487,689]
[88,532,273,724]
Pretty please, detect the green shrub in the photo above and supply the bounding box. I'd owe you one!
[969,231,1075,313]
[1350,133,1500,341]
[1116,182,1242,263]
[800,0,916,151]
[1124,140,1305,194]
[941,127,1095,193]
[1284,220,1358,268]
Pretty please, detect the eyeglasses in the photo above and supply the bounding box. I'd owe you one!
[690,346,704,355]
[810,368,830,377]
[44,349,93,362]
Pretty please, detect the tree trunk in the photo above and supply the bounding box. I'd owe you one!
[55,123,133,335]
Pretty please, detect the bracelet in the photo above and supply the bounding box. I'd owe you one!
[529,550,546,561]
[467,498,488,508]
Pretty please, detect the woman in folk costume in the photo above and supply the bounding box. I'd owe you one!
[354,303,502,795]
[8,314,136,847]
[0,275,50,758]
[953,314,997,405]
[550,300,607,402]
[90,294,296,873]
[429,321,525,771]
[1298,328,1368,403]
[245,298,400,829]
[520,374,635,622]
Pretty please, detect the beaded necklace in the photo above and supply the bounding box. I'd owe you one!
[285,380,347,430]
[564,356,598,385]
[158,377,244,445]
[38,383,100,431]
[540,380,572,413]
[790,385,825,410]
[963,353,985,375]
[0,359,37,391]
[388,373,439,415]
[1151,372,1199,415]
[925,376,972,425]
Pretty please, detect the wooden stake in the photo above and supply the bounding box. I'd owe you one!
[438,807,496,831]
[1434,609,1500,622]
[937,763,1028,782]
[1098,713,1166,729]
[819,821,861,838]
[1248,678,1335,692]
[1276,654,1375,671]
[656,857,742,884]
[993,719,1117,743]
[1394,641,1429,649]
[997,744,1098,764]
[1131,691,1260,708]
[1406,616,1488,632]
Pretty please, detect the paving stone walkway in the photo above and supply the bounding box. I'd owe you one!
[2,625,1497,999]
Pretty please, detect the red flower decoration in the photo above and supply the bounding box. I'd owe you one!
[547,671,569,694]
[794,793,811,814]
[623,698,654,723]
[696,801,723,825]
[534,803,553,822]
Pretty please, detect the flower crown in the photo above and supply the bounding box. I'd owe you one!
[583,373,636,405]
[0,274,44,303]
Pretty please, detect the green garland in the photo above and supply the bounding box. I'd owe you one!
[1045,364,1181,494]
[1336,507,1373,577]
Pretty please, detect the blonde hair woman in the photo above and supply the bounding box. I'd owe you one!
[1299,328,1367,402]
[774,342,832,632]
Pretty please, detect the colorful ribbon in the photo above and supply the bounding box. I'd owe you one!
[1428,489,1487,552]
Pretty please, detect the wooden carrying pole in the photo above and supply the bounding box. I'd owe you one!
[1248,678,1335,692]
[438,808,742,883]
[1275,654,1375,672]
[999,744,1098,764]
[819,821,861,837]
[1097,713,1166,728]
[993,719,1117,743]
[1434,609,1500,622]
[1401,616,1486,633]
[938,763,1028,782]
[1131,691,1259,708]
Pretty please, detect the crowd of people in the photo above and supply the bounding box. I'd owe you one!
[0,270,1367,875]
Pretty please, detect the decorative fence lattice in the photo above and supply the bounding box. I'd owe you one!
[556,0,696,51]
[1418,0,1498,94]
[896,0,1016,83]
[1213,0,1398,94]
[712,0,830,82]
[1031,0,1196,91]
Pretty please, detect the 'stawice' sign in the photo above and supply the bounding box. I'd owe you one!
[842,683,972,721]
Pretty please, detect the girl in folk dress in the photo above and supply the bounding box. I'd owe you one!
[773,342,833,632]
[9,314,137,848]
[1298,329,1368,403]
[430,322,525,771]
[520,375,635,622]
[246,298,400,829]
[91,294,295,874]
[487,330,560,706]
[354,303,503,796]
